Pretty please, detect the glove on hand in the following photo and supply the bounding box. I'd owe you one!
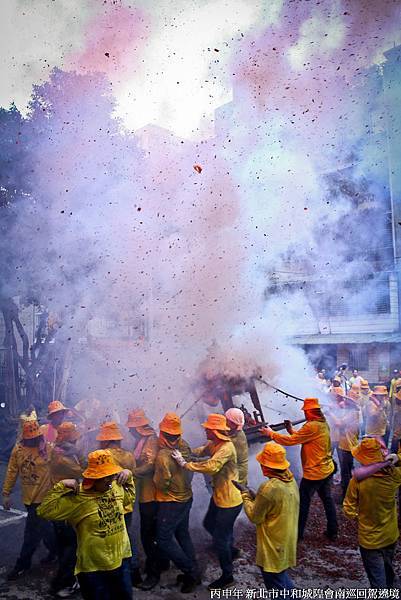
[171,449,187,468]
[259,426,274,438]
[385,453,399,466]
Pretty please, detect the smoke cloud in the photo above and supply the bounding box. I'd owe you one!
[1,0,400,431]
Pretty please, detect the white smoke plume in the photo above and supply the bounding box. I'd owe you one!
[1,0,400,433]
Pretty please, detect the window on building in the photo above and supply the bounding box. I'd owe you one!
[348,346,369,371]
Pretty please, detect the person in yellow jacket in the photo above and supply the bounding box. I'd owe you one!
[127,408,166,589]
[50,422,83,597]
[365,386,391,444]
[238,442,299,590]
[37,449,135,600]
[172,413,243,591]
[154,413,199,593]
[2,420,56,580]
[261,398,337,541]
[225,408,249,485]
[96,420,139,587]
[343,437,401,588]
[329,397,360,501]
[41,400,70,445]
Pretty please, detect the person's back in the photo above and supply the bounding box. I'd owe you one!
[252,477,299,572]
[344,466,401,549]
[298,420,334,479]
[343,438,401,589]
[225,408,249,486]
[270,417,334,480]
[230,429,249,486]
[241,442,299,591]
[263,398,337,541]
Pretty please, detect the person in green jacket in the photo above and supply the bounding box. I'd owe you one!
[238,442,299,590]
[37,449,134,600]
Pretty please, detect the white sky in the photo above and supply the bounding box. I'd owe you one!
[0,0,272,138]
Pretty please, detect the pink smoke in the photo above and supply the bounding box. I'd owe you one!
[67,3,149,82]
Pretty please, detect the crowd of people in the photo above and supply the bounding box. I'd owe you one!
[2,369,401,599]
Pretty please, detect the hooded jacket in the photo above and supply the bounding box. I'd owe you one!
[242,476,299,572]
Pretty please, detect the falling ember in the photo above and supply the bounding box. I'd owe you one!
[193,164,202,174]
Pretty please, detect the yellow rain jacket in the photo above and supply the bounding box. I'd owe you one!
[154,439,192,502]
[108,447,136,513]
[270,420,334,480]
[343,465,401,549]
[365,399,390,437]
[37,476,135,573]
[50,443,84,485]
[132,434,158,503]
[185,440,243,508]
[242,476,299,573]
[3,443,52,505]
[230,430,249,485]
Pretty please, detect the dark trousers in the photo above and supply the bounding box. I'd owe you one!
[139,501,165,576]
[261,568,294,590]
[360,543,396,589]
[15,503,57,570]
[299,476,337,539]
[77,558,132,600]
[338,449,354,499]
[156,499,198,577]
[52,521,77,591]
[203,497,242,578]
